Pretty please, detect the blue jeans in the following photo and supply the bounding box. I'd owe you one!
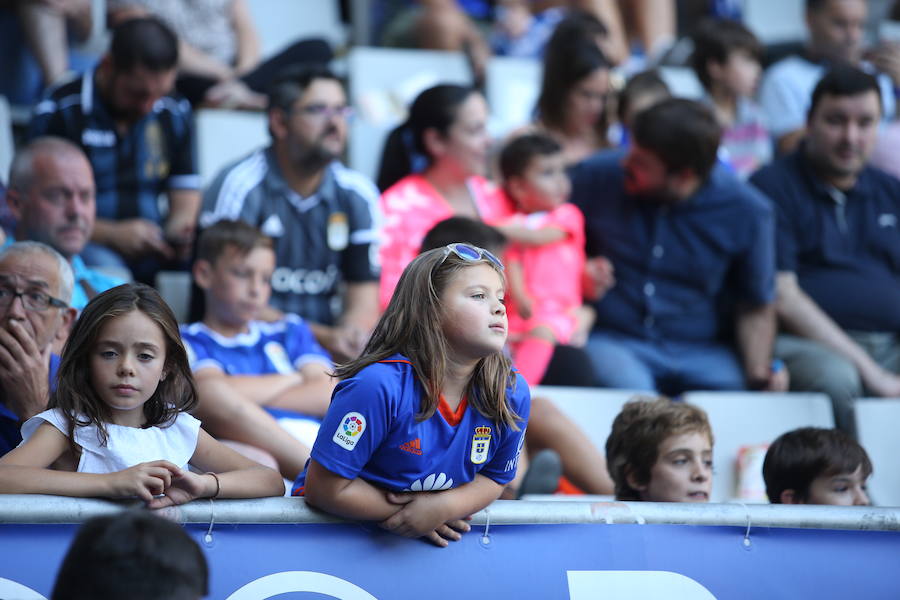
[586,331,747,395]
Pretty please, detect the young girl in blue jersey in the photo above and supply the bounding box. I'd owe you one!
[297,244,530,547]
[0,283,284,505]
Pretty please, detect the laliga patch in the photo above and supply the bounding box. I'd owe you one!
[327,212,349,251]
[470,426,492,464]
[332,412,366,450]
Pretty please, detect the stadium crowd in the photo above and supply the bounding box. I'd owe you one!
[0,1,896,573]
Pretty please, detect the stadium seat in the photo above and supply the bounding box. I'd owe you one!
[195,108,268,186]
[854,399,900,507]
[682,391,834,503]
[743,0,806,45]
[155,270,192,323]
[534,385,653,457]
[246,0,346,57]
[0,95,13,183]
[346,46,472,181]
[485,56,542,137]
[658,66,705,100]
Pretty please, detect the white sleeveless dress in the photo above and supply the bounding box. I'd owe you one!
[20,408,201,474]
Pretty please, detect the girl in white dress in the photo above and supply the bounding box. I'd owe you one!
[0,283,284,507]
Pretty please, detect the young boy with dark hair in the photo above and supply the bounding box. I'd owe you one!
[606,397,714,502]
[180,219,335,480]
[763,427,872,506]
[690,18,771,179]
[494,132,594,386]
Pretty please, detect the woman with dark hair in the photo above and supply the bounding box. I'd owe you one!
[377,84,513,309]
[535,33,613,166]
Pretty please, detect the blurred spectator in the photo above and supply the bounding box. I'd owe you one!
[377,84,512,308]
[612,68,671,147]
[51,510,208,600]
[5,137,125,311]
[27,17,200,286]
[107,0,333,109]
[758,0,897,155]
[750,66,900,433]
[690,18,772,179]
[571,99,786,395]
[201,65,380,362]
[0,242,75,456]
[0,0,96,105]
[535,31,613,165]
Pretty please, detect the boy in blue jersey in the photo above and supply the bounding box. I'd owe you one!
[181,220,335,480]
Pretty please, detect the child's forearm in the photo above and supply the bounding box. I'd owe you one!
[438,474,504,519]
[304,461,399,521]
[0,465,115,497]
[496,224,567,246]
[266,377,334,417]
[214,465,285,498]
[223,373,304,406]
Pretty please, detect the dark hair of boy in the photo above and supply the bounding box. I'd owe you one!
[419,217,508,255]
[616,69,671,125]
[632,98,722,182]
[762,427,873,504]
[109,17,179,72]
[690,18,762,91]
[498,132,562,182]
[196,219,274,264]
[51,510,208,600]
[808,64,883,121]
[605,397,713,501]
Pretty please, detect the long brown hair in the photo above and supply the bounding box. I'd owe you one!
[335,248,521,429]
[50,283,198,451]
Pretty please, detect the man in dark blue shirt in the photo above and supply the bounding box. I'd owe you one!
[751,65,900,432]
[28,17,200,285]
[0,242,75,455]
[572,98,785,395]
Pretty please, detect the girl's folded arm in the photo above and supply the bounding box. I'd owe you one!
[0,422,114,497]
[188,428,285,498]
[303,458,400,521]
[438,473,504,519]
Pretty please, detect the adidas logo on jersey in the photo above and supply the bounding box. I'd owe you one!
[399,438,422,455]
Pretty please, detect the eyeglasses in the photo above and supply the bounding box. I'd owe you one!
[292,104,354,121]
[0,286,68,311]
[440,243,504,271]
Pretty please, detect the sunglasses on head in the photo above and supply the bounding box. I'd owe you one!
[440,243,504,271]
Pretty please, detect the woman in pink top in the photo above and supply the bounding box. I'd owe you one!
[377,84,513,309]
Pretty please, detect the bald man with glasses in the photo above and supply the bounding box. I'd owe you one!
[0,241,76,455]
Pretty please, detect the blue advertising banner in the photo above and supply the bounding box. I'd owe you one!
[2,521,899,599]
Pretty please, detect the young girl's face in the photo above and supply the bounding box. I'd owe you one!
[639,430,713,503]
[440,263,507,363]
[90,309,167,427]
[511,152,571,213]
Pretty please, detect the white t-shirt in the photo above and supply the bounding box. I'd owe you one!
[20,409,201,474]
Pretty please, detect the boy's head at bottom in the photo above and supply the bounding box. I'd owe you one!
[193,219,276,329]
[763,427,872,506]
[606,397,713,502]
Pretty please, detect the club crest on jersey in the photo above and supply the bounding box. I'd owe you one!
[332,412,366,450]
[263,341,293,374]
[327,212,349,251]
[470,426,492,464]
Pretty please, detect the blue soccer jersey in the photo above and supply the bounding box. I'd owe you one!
[292,354,530,495]
[180,314,331,375]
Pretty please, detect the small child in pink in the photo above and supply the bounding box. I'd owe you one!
[497,133,590,385]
